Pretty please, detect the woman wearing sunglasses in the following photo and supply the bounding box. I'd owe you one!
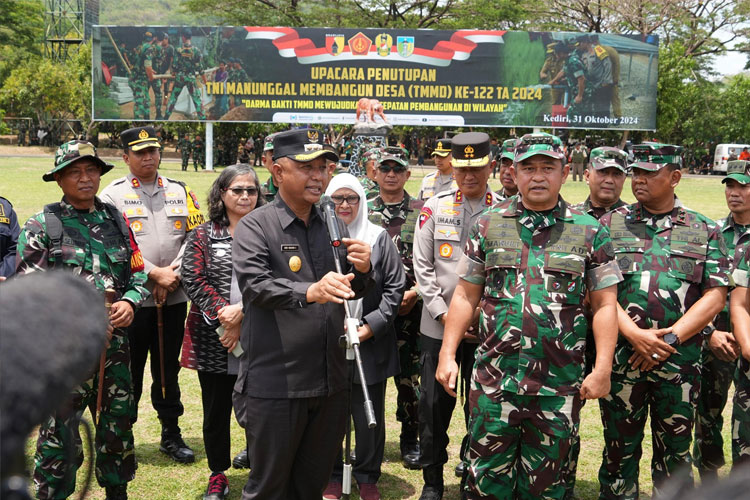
[322,173,406,500]
[181,164,264,500]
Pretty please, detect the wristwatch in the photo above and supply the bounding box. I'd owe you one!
[701,325,716,338]
[663,333,681,347]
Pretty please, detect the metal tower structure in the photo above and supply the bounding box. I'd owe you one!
[44,0,99,61]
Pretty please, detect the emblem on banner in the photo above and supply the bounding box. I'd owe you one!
[397,36,414,57]
[375,34,392,57]
[326,34,345,56]
[348,32,372,56]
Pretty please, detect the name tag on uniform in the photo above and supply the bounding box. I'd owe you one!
[281,244,299,252]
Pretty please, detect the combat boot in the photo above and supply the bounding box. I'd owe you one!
[418,465,443,500]
[400,423,421,470]
[160,418,195,464]
[105,484,127,500]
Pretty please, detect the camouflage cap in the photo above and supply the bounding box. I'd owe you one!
[630,142,682,171]
[263,132,278,152]
[589,146,628,172]
[360,147,383,166]
[431,138,452,157]
[43,140,113,182]
[452,132,491,168]
[723,160,750,185]
[378,146,409,168]
[514,132,565,163]
[499,138,516,161]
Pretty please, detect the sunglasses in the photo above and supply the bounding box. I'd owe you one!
[225,187,258,196]
[331,194,360,205]
[378,164,407,174]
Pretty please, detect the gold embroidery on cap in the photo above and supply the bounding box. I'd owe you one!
[307,130,319,142]
[138,129,149,140]
[464,145,475,158]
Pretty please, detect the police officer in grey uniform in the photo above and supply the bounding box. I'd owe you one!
[100,126,206,464]
[417,139,457,201]
[413,132,502,499]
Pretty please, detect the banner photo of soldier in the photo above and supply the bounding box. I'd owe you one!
[92,26,659,130]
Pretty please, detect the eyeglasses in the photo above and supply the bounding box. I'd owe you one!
[378,164,407,174]
[225,187,258,196]
[331,194,360,205]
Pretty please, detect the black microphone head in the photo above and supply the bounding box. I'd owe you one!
[0,272,108,467]
[319,195,335,211]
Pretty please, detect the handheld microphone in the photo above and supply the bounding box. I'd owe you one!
[320,195,342,247]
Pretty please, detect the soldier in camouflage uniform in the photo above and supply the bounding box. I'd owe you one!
[229,59,250,108]
[436,132,622,499]
[193,134,205,171]
[165,29,206,120]
[259,133,279,203]
[176,133,192,171]
[157,32,176,117]
[417,138,457,201]
[550,42,590,124]
[129,31,157,120]
[147,33,164,120]
[16,140,149,500]
[694,159,750,479]
[598,143,732,499]
[577,34,614,118]
[494,138,518,200]
[358,147,382,200]
[368,149,424,470]
[729,235,750,469]
[562,146,629,498]
[413,133,503,499]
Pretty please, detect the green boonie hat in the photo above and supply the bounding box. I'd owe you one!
[514,132,565,163]
[431,138,452,157]
[121,126,161,152]
[263,132,278,152]
[589,146,628,172]
[630,143,682,171]
[500,138,516,161]
[723,160,750,185]
[452,132,491,168]
[43,140,113,182]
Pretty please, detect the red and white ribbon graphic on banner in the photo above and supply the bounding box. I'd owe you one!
[244,27,505,67]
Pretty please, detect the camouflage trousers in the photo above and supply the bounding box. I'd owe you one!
[181,151,191,171]
[165,75,205,120]
[193,150,205,170]
[566,89,593,124]
[693,347,736,472]
[128,76,150,120]
[34,331,136,499]
[149,79,163,119]
[598,368,700,500]
[464,388,580,499]
[392,303,422,436]
[733,357,750,467]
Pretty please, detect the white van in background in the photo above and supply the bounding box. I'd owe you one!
[714,144,750,173]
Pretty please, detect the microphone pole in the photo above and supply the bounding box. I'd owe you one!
[321,196,376,500]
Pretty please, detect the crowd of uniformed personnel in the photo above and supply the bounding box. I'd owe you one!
[2,125,750,500]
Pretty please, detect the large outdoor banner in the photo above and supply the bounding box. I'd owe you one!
[92,26,659,130]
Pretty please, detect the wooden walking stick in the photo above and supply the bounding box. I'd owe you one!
[157,302,166,399]
[96,288,117,425]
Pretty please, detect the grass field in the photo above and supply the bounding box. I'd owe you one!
[2,156,735,499]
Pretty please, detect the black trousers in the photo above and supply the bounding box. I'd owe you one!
[127,302,187,424]
[198,371,238,473]
[239,391,348,500]
[419,335,476,469]
[331,380,387,484]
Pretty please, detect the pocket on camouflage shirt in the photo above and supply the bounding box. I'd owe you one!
[544,253,585,304]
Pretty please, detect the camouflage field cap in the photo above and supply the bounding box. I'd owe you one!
[431,138,452,157]
[43,140,113,182]
[122,126,161,152]
[452,132,491,168]
[378,146,409,168]
[514,132,565,163]
[263,132,278,152]
[630,143,682,171]
[360,147,384,166]
[499,138,516,161]
[723,160,750,185]
[272,128,338,163]
[589,146,628,172]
